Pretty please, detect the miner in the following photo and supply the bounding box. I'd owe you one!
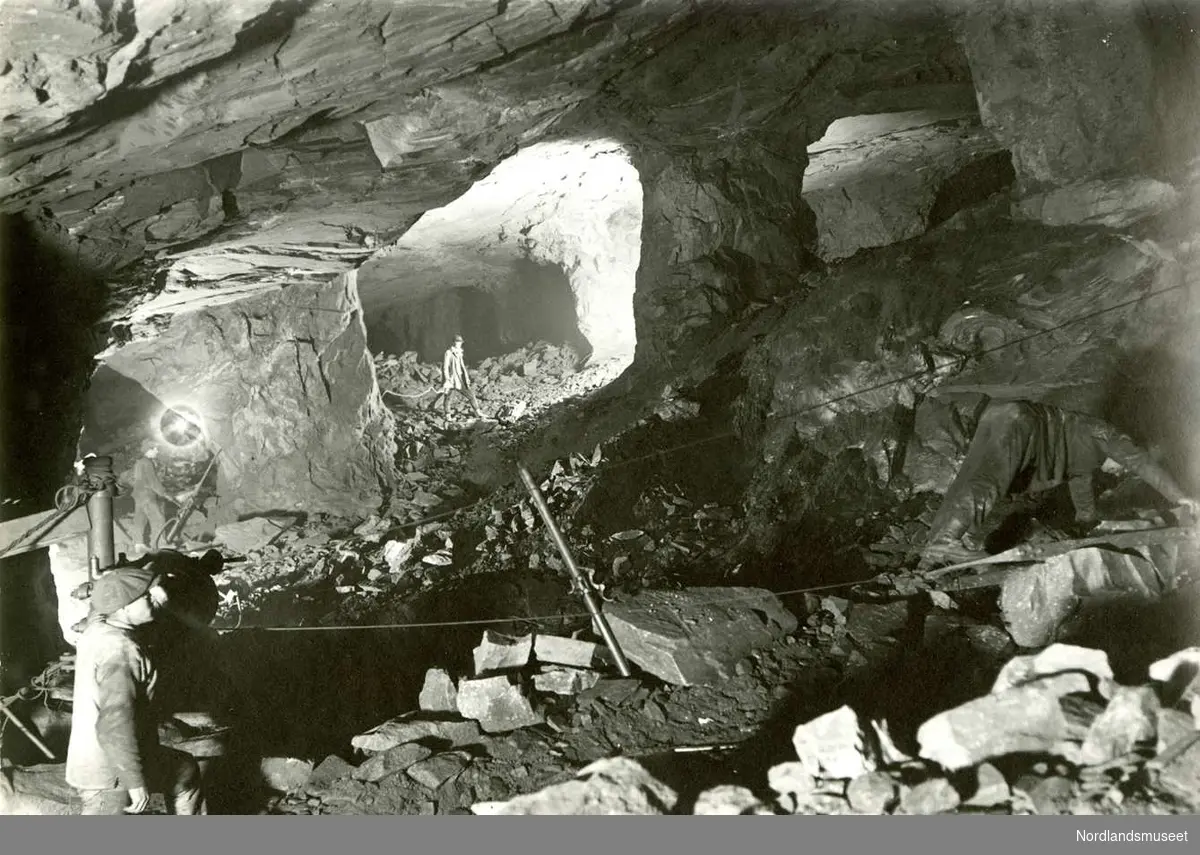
[439,333,485,421]
[65,565,206,815]
[919,399,1199,570]
[127,442,180,553]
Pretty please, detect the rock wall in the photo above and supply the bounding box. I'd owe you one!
[954,0,1200,212]
[956,0,1157,193]
[730,211,1200,562]
[631,144,821,371]
[803,115,1011,261]
[83,272,396,519]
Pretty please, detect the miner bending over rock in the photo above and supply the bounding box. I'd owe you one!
[919,399,1198,570]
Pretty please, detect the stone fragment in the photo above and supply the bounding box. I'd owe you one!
[351,717,483,754]
[846,771,898,814]
[604,587,797,685]
[963,625,1014,659]
[999,551,1162,648]
[899,778,961,815]
[353,743,432,783]
[692,785,770,815]
[1078,686,1159,766]
[1148,647,1200,707]
[418,667,459,712]
[767,762,817,801]
[990,643,1114,698]
[917,685,1092,771]
[845,601,911,660]
[532,666,600,696]
[1025,776,1076,815]
[470,757,676,815]
[456,675,543,733]
[305,755,357,796]
[1154,709,1200,803]
[872,720,913,765]
[383,538,414,573]
[259,757,314,793]
[472,630,533,674]
[965,762,1010,807]
[533,634,600,668]
[792,705,879,780]
[407,752,470,791]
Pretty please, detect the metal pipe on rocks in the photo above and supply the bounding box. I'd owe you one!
[84,456,116,574]
[517,464,632,678]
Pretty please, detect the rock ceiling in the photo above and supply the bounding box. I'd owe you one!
[1,0,972,315]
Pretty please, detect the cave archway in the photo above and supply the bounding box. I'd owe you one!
[356,139,642,378]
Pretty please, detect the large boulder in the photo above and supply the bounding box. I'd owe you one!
[83,274,396,519]
[958,0,1157,193]
[471,757,677,815]
[604,587,798,686]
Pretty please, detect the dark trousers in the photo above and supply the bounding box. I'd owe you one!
[925,401,1042,547]
[132,494,168,546]
[440,385,482,417]
[78,746,205,815]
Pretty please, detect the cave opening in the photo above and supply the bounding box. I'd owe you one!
[356,139,642,395]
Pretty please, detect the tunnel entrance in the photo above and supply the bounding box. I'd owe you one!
[356,139,642,386]
[363,257,590,365]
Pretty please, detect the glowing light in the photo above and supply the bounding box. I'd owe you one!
[158,404,206,448]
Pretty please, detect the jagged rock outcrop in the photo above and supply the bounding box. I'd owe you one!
[81,272,396,518]
[803,112,1010,261]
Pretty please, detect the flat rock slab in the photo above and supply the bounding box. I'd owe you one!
[999,549,1163,648]
[353,743,432,783]
[456,676,543,733]
[472,630,533,674]
[214,517,291,554]
[407,752,470,791]
[604,587,798,685]
[418,668,459,712]
[533,634,601,668]
[845,601,912,658]
[917,684,1093,771]
[471,757,677,815]
[351,717,484,755]
[991,643,1115,699]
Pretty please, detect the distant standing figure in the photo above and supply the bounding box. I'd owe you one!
[440,334,484,420]
[129,443,174,553]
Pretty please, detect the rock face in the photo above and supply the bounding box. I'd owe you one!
[1013,178,1181,228]
[957,0,1157,193]
[803,113,1010,261]
[82,274,396,518]
[604,587,798,685]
